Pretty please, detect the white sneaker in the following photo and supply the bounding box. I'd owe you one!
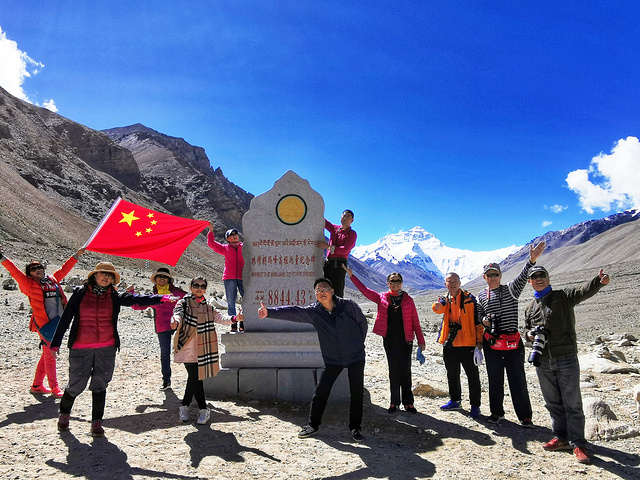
[179,405,189,422]
[197,408,210,425]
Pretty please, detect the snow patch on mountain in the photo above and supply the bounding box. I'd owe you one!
[351,226,520,285]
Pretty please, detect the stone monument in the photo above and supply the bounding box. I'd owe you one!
[204,171,349,401]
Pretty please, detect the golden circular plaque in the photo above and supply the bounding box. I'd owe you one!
[276,194,307,225]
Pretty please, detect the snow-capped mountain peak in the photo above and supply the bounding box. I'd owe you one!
[351,226,520,286]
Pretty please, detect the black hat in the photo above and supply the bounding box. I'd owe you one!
[483,262,501,274]
[528,266,549,278]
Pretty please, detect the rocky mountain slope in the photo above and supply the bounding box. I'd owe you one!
[103,124,253,232]
[0,86,252,277]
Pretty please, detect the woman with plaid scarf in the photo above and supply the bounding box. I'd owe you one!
[171,276,242,425]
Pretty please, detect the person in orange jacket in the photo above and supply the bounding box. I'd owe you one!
[433,272,483,418]
[0,244,85,397]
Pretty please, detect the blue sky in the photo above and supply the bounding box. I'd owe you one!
[1,1,639,250]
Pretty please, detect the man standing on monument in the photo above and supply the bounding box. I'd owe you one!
[257,277,368,442]
[316,210,356,297]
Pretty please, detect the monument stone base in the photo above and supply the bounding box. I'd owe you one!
[203,332,350,402]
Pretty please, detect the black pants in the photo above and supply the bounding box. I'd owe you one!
[182,363,207,409]
[384,337,414,407]
[443,346,481,407]
[309,360,365,431]
[323,258,348,297]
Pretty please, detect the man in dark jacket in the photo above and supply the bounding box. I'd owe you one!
[524,266,610,464]
[258,278,367,442]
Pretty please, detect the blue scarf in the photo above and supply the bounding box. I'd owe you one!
[534,285,552,300]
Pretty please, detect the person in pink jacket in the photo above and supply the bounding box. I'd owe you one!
[207,223,244,331]
[344,265,426,414]
[131,267,187,391]
[0,244,85,397]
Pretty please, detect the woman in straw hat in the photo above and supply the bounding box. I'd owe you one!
[131,267,186,391]
[50,261,177,437]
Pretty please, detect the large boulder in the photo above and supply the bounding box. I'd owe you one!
[583,396,639,441]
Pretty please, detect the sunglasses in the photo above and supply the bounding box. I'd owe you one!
[155,275,169,280]
[388,279,402,285]
[29,265,44,272]
[486,273,500,278]
[315,287,332,293]
[191,283,207,289]
[530,273,548,280]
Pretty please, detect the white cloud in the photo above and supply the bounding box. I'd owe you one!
[544,204,567,214]
[541,221,552,228]
[43,99,58,113]
[566,137,640,214]
[0,26,53,108]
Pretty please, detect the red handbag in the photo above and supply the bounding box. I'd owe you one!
[485,332,521,351]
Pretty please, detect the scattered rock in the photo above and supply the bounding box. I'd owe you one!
[2,278,17,291]
[584,396,640,441]
[579,352,639,374]
[412,382,448,397]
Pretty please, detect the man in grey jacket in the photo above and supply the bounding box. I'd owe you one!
[524,266,610,464]
[258,277,367,442]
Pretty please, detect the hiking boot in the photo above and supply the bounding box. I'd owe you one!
[159,381,171,391]
[238,321,245,332]
[30,385,51,394]
[387,404,397,414]
[351,429,364,442]
[91,420,104,437]
[520,418,534,428]
[470,405,481,419]
[440,400,461,411]
[197,408,210,425]
[542,437,572,451]
[298,425,318,438]
[230,323,238,332]
[179,405,189,422]
[50,386,64,398]
[57,414,70,432]
[405,405,418,414]
[487,414,504,424]
[574,446,590,464]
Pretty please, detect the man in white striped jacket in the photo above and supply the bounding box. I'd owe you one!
[476,241,546,426]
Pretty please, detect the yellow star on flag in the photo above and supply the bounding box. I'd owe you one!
[150,220,158,225]
[119,210,140,227]
[135,231,142,237]
[146,228,152,233]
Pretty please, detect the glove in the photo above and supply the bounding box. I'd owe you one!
[161,295,180,303]
[473,346,483,366]
[416,347,426,365]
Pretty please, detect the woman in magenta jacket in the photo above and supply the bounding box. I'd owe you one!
[345,266,426,414]
[131,267,186,391]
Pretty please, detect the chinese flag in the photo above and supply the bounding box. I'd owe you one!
[84,198,209,266]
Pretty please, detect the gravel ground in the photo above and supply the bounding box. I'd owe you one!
[0,264,639,480]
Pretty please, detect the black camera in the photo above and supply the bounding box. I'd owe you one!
[528,325,550,367]
[484,313,500,344]
[443,322,461,349]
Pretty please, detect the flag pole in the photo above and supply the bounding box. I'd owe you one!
[82,197,122,248]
